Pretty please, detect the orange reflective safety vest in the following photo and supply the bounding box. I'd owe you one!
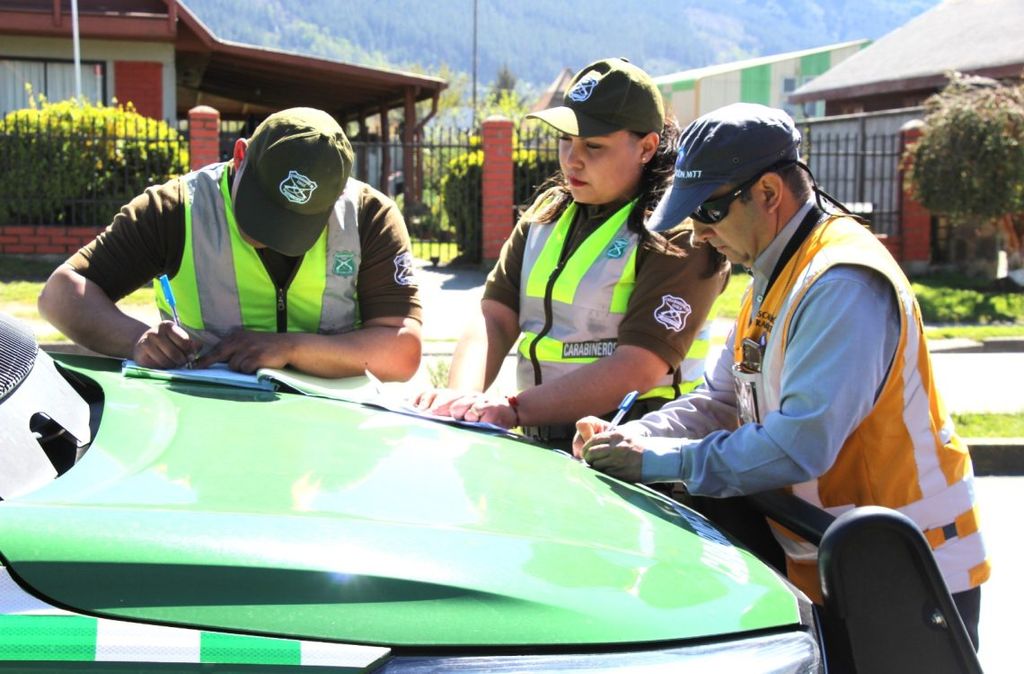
[734,214,990,602]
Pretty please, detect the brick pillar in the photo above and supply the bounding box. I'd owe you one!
[188,105,221,170]
[899,119,932,273]
[480,115,515,264]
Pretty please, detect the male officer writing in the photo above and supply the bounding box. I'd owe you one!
[39,107,421,380]
[574,103,989,648]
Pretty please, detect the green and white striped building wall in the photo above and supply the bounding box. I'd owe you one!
[654,40,869,126]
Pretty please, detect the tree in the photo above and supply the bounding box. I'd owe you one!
[489,64,518,101]
[906,72,1024,279]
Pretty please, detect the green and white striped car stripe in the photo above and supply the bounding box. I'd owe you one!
[1,568,388,669]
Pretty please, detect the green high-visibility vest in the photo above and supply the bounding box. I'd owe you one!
[518,200,711,402]
[154,162,362,341]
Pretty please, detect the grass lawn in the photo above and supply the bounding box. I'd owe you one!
[922,325,1024,341]
[954,413,1024,438]
[1,255,152,343]
[709,269,1023,343]
[710,270,750,320]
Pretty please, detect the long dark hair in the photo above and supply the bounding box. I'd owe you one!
[523,120,679,238]
[523,119,726,274]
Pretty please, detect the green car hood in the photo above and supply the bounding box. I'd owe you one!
[0,357,799,647]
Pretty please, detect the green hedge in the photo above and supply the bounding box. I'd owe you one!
[441,139,559,261]
[0,99,188,226]
[912,279,1024,324]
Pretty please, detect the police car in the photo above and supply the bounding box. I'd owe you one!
[0,312,827,672]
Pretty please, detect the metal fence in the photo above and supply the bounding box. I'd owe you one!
[348,127,473,265]
[346,125,559,266]
[0,110,560,264]
[515,125,561,215]
[0,113,189,227]
[802,130,903,237]
[800,108,923,239]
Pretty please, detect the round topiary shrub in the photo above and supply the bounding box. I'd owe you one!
[907,74,1024,221]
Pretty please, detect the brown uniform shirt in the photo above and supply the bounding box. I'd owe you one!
[67,170,422,325]
[485,202,727,372]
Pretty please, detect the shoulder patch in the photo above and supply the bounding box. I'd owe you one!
[393,251,416,287]
[654,294,692,332]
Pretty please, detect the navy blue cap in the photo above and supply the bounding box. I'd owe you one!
[647,103,801,232]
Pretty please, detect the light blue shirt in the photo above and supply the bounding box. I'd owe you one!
[630,201,901,496]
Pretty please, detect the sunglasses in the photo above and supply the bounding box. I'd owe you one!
[691,171,765,224]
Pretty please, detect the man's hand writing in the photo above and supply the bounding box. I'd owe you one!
[132,321,200,369]
[575,419,645,482]
[195,329,294,373]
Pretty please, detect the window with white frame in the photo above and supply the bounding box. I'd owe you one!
[0,58,106,113]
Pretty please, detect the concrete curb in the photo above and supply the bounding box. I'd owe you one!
[928,337,1024,354]
[966,439,1024,476]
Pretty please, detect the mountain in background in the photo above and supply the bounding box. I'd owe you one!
[181,0,940,91]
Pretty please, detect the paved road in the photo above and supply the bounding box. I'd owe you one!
[974,476,1019,673]
[415,264,1024,416]
[931,352,1024,414]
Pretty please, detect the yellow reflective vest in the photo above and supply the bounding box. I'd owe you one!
[734,214,990,601]
[518,200,711,402]
[154,162,362,341]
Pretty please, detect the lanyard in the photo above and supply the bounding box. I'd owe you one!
[763,206,825,300]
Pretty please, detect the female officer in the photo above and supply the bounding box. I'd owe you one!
[416,57,728,448]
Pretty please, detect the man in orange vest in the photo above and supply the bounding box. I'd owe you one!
[573,103,989,649]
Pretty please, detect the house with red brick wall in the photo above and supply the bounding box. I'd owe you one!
[0,0,450,256]
[0,0,446,125]
[789,0,1024,272]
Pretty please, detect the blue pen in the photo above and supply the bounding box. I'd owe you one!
[608,390,639,428]
[158,274,194,368]
[158,275,181,326]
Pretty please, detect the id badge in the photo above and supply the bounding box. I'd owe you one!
[733,337,765,424]
[733,367,764,424]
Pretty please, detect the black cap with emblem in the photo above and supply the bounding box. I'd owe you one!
[527,57,664,137]
[233,107,354,256]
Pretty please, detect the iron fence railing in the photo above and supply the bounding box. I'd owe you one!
[803,130,903,238]
[218,120,254,162]
[343,125,561,266]
[800,109,918,240]
[350,127,477,265]
[0,114,189,227]
[515,125,560,215]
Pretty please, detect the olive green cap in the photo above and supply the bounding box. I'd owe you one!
[527,57,664,137]
[234,107,354,256]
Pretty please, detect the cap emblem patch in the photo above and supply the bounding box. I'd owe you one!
[279,170,318,204]
[568,75,599,102]
[674,149,703,180]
